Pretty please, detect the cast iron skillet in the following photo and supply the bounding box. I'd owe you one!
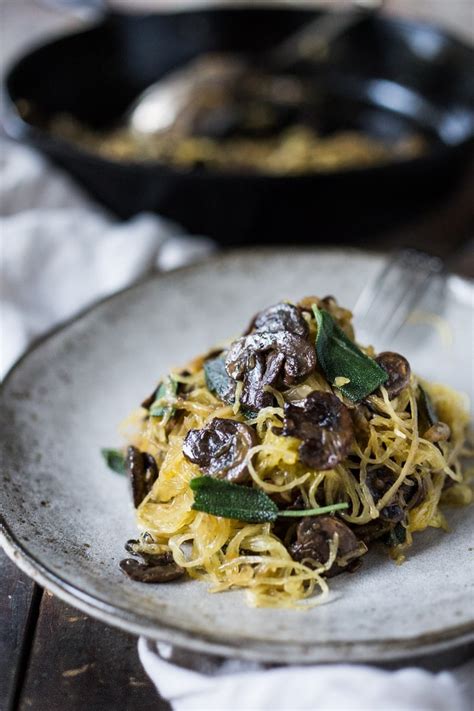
[3,5,474,244]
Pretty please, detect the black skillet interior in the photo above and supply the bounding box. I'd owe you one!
[4,6,474,244]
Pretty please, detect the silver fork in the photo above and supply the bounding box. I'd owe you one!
[353,248,445,345]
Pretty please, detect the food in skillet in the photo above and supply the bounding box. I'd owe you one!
[45,116,424,173]
[103,296,471,608]
[18,61,425,173]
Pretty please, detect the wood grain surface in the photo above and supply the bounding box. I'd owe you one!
[0,550,167,711]
[0,551,39,711]
[17,589,165,711]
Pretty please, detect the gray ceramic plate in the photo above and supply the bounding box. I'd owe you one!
[1,249,473,665]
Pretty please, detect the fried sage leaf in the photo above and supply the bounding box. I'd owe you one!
[204,355,236,405]
[312,305,387,402]
[191,476,278,522]
[190,476,348,523]
[204,356,256,418]
[101,448,126,475]
[418,384,438,428]
[149,377,178,417]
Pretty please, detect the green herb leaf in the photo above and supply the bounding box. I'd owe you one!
[312,305,387,402]
[204,356,256,419]
[149,377,178,418]
[204,356,235,405]
[190,476,348,523]
[101,448,126,475]
[191,476,279,522]
[418,384,438,429]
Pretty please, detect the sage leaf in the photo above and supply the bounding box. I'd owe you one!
[149,377,178,417]
[204,356,256,419]
[418,384,438,429]
[101,448,126,475]
[190,476,348,523]
[204,356,235,405]
[191,476,279,522]
[312,305,387,402]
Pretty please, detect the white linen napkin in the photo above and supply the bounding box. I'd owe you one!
[1,137,473,711]
[139,639,474,711]
[0,138,214,378]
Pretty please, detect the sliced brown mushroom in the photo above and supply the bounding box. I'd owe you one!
[365,466,423,522]
[119,551,184,583]
[247,302,309,338]
[226,331,316,387]
[423,422,451,443]
[366,466,405,522]
[282,391,353,470]
[405,477,427,510]
[126,446,159,508]
[350,403,372,447]
[290,516,367,577]
[225,331,316,409]
[124,538,144,555]
[182,417,258,483]
[353,519,392,545]
[241,354,274,411]
[442,476,455,492]
[375,351,411,399]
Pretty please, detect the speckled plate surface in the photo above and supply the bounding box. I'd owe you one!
[1,249,473,665]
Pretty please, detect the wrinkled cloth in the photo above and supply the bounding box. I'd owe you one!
[0,139,214,377]
[139,639,474,711]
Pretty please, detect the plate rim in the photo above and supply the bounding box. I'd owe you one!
[1,246,473,665]
[2,521,474,665]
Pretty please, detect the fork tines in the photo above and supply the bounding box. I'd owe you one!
[354,248,445,343]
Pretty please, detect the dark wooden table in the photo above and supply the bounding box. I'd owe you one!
[1,549,169,711]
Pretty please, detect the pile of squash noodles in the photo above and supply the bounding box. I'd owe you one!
[125,302,471,609]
